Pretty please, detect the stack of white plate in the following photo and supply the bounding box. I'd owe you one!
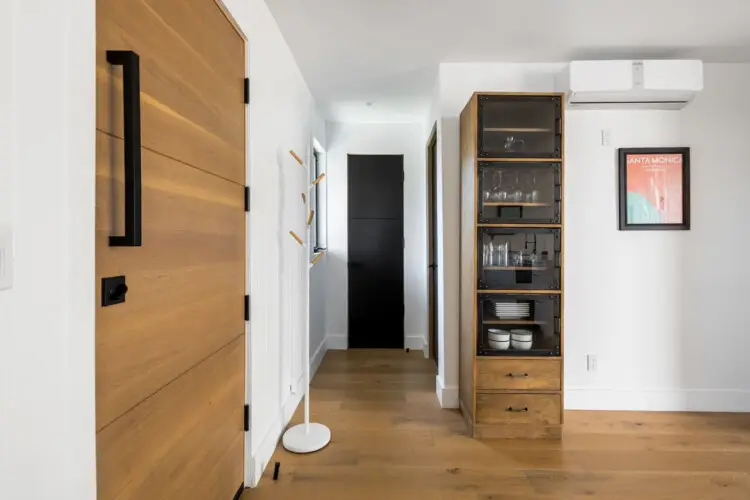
[494,302,530,319]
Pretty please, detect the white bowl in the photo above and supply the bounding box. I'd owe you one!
[488,330,510,342]
[489,339,510,350]
[511,339,533,350]
[510,330,533,342]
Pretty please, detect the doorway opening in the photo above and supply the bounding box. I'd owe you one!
[426,124,438,366]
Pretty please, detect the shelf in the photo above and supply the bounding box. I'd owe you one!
[483,202,551,207]
[479,290,562,295]
[479,223,562,229]
[484,266,547,271]
[478,348,559,357]
[484,127,552,133]
[484,320,547,325]
[481,158,562,163]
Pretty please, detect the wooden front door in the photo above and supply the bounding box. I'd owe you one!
[95,1,246,499]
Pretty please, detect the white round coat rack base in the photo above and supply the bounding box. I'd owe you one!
[282,423,331,453]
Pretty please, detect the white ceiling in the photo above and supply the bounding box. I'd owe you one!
[265,0,750,122]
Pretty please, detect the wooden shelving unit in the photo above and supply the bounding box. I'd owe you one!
[459,92,564,439]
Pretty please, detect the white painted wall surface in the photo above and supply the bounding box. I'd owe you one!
[566,64,750,411]
[324,121,428,352]
[435,62,750,412]
[221,0,324,485]
[0,1,97,499]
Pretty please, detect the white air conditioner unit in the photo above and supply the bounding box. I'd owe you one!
[557,60,703,110]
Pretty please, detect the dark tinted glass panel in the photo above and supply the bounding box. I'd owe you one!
[478,95,561,158]
[477,294,560,357]
[478,227,560,291]
[479,162,561,224]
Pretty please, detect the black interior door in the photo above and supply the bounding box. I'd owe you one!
[428,132,439,365]
[348,154,404,349]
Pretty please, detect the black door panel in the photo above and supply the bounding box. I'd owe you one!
[348,155,404,349]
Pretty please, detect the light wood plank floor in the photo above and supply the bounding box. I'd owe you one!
[244,350,750,499]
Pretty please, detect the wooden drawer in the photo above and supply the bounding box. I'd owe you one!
[476,359,561,391]
[476,393,561,426]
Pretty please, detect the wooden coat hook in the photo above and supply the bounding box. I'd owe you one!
[311,252,324,266]
[289,230,303,246]
[289,150,304,165]
[312,173,326,185]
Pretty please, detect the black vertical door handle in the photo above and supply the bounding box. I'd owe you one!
[106,50,143,247]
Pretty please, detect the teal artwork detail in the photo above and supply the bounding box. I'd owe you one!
[626,191,662,224]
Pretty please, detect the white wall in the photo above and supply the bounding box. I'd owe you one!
[324,121,428,352]
[435,62,750,412]
[222,0,325,486]
[566,64,750,411]
[0,1,97,499]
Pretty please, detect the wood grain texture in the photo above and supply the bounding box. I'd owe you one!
[246,350,750,500]
[476,358,561,391]
[96,0,245,184]
[97,336,244,500]
[458,95,478,426]
[559,95,566,423]
[95,131,245,429]
[476,393,562,426]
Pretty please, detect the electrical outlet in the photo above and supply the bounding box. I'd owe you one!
[586,354,598,373]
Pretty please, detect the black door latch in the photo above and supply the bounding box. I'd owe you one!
[101,275,128,307]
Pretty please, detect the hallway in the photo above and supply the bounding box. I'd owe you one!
[245,350,750,499]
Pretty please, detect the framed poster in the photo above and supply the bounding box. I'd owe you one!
[618,147,690,230]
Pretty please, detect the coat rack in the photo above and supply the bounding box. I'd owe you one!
[281,149,331,453]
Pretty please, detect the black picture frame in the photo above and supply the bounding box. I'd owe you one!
[618,147,691,231]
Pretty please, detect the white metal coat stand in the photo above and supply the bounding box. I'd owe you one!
[282,150,331,453]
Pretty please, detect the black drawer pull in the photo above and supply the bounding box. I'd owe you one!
[506,372,529,378]
[506,406,529,413]
[106,50,143,247]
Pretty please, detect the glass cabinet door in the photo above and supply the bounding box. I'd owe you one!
[478,228,561,290]
[479,162,561,224]
[477,294,561,357]
[478,95,562,159]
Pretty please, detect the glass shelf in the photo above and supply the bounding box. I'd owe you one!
[477,95,562,159]
[478,227,561,291]
[479,162,561,224]
[477,294,560,357]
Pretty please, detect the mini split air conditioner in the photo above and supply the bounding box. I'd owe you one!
[557,60,703,110]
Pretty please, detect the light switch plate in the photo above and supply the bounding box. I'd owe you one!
[0,226,14,291]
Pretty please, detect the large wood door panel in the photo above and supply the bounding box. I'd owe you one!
[96,0,245,184]
[97,335,245,500]
[95,131,244,429]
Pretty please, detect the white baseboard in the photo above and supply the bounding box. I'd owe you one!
[405,335,425,351]
[435,374,459,409]
[565,387,750,412]
[326,334,347,350]
[327,334,428,352]
[309,336,327,377]
[247,337,328,487]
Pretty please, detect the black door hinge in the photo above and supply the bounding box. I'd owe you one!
[402,171,405,182]
[244,186,250,212]
[243,404,249,431]
[244,295,249,321]
[244,78,250,104]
